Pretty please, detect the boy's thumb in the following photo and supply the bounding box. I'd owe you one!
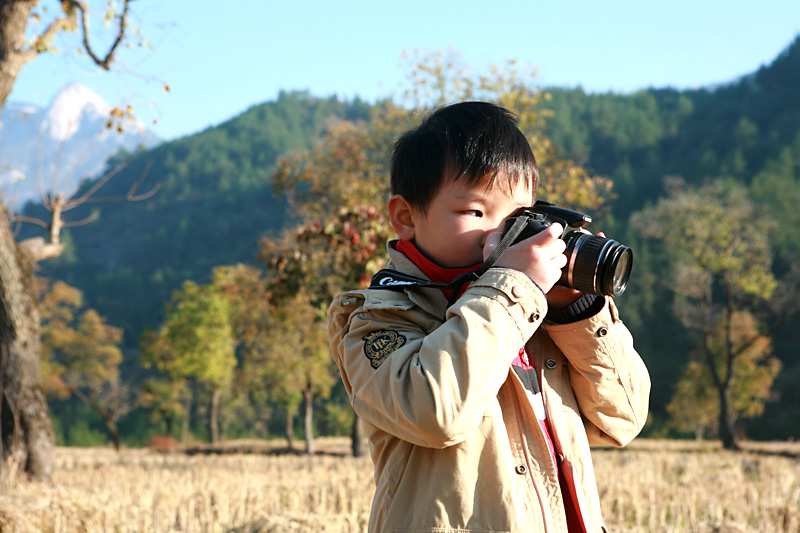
[483,231,503,260]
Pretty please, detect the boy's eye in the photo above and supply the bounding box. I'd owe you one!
[463,210,483,217]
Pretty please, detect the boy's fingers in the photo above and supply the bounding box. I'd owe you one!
[537,223,563,240]
[549,223,564,236]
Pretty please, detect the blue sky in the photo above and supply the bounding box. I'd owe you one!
[9,0,800,141]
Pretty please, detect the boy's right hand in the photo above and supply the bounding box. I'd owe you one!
[484,223,567,294]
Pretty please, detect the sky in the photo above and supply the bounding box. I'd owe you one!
[8,0,800,141]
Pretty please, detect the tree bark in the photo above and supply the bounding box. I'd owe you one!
[209,385,221,444]
[105,416,121,451]
[70,386,124,451]
[164,413,174,437]
[284,409,294,450]
[303,387,314,455]
[0,0,57,482]
[718,384,738,450]
[181,395,192,445]
[0,205,55,481]
[0,1,37,108]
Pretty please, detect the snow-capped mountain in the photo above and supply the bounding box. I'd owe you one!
[0,83,161,209]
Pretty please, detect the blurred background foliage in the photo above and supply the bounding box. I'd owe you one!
[24,36,800,449]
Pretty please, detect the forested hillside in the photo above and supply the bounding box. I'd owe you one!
[30,91,371,347]
[543,34,800,217]
[541,35,800,438]
[27,37,800,445]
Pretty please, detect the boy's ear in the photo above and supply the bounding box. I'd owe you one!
[387,194,417,241]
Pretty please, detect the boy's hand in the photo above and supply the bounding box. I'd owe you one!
[544,230,607,308]
[484,223,567,294]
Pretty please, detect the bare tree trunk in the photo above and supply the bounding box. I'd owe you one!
[0,206,55,481]
[181,413,189,444]
[718,384,738,450]
[209,386,221,444]
[0,1,36,108]
[164,414,174,437]
[105,416,121,451]
[284,409,294,450]
[0,0,55,483]
[303,387,314,455]
[718,302,739,451]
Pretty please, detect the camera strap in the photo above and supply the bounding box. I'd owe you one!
[369,216,531,308]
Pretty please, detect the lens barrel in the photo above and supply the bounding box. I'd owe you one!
[562,232,633,297]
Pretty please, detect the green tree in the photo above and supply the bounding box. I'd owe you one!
[142,281,236,444]
[38,280,129,450]
[210,263,341,452]
[399,50,615,213]
[258,289,334,454]
[138,377,189,438]
[266,108,401,455]
[632,178,795,449]
[267,54,620,456]
[750,142,800,253]
[211,265,289,443]
[667,311,780,439]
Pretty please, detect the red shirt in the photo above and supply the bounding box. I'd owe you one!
[394,239,480,300]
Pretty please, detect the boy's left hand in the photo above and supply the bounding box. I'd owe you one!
[546,231,606,309]
[547,286,584,308]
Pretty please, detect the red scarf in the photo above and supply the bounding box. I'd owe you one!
[394,239,481,301]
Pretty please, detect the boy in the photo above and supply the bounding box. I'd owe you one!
[328,102,650,532]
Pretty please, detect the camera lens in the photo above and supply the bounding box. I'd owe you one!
[562,232,633,297]
[606,245,632,296]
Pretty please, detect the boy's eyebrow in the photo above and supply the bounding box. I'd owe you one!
[455,191,487,201]
[451,186,493,201]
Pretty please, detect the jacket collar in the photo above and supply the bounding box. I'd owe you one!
[386,239,449,318]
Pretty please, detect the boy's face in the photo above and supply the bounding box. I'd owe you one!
[407,177,533,268]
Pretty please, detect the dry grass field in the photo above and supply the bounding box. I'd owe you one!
[1,437,798,532]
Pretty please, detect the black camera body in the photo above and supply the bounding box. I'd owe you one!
[502,201,633,297]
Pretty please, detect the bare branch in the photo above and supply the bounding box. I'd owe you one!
[17,237,65,263]
[8,215,50,230]
[62,210,100,228]
[65,0,131,71]
[21,12,74,66]
[23,1,132,71]
[12,158,159,249]
[83,160,160,203]
[63,160,128,209]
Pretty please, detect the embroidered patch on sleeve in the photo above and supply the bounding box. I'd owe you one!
[362,330,406,369]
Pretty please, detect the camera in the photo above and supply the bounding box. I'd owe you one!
[502,201,633,297]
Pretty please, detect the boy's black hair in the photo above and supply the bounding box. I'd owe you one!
[390,101,539,212]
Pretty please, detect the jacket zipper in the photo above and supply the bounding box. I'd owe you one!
[513,385,553,533]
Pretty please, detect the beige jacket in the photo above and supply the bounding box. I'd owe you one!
[328,243,650,533]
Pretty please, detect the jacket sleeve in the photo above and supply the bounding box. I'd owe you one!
[329,268,547,449]
[544,298,651,447]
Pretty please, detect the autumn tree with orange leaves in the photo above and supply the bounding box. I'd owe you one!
[256,55,614,456]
